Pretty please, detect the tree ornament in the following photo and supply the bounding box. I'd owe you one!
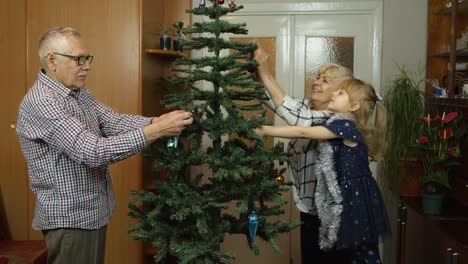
[248,52,257,73]
[275,173,284,184]
[247,211,259,242]
[228,0,236,8]
[256,114,263,121]
[167,136,178,152]
[218,0,225,4]
[199,0,206,8]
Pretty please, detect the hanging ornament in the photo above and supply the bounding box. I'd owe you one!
[199,0,206,8]
[248,67,257,73]
[247,211,259,242]
[248,52,257,73]
[228,0,236,8]
[218,0,225,4]
[275,173,285,184]
[167,136,178,152]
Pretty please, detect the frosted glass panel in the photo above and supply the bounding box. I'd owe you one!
[305,37,354,98]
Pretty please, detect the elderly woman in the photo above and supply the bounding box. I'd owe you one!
[254,48,353,264]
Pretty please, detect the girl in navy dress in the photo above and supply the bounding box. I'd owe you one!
[256,79,391,263]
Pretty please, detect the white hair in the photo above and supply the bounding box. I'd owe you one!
[318,63,354,82]
[38,27,82,67]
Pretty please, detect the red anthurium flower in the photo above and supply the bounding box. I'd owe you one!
[443,112,458,124]
[421,114,439,124]
[438,128,454,139]
[415,111,464,185]
[417,136,429,144]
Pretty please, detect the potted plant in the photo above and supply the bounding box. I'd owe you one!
[172,21,185,52]
[160,24,171,50]
[412,111,464,215]
[382,65,425,196]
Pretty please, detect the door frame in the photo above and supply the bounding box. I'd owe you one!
[225,1,384,91]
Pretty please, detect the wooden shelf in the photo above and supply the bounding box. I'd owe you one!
[428,97,468,116]
[144,49,186,57]
[432,48,468,57]
[435,0,468,16]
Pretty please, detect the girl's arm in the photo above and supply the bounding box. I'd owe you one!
[256,125,339,140]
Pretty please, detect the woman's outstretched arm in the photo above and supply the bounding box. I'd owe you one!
[255,125,338,140]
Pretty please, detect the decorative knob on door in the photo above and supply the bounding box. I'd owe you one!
[10,121,15,129]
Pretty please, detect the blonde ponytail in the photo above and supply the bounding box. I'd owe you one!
[365,101,386,161]
[341,79,387,160]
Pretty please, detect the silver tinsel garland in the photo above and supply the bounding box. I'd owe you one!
[314,113,354,250]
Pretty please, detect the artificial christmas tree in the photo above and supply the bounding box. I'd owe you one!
[129,1,298,263]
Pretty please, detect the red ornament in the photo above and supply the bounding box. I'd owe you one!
[218,0,225,4]
[229,0,236,8]
[248,51,257,73]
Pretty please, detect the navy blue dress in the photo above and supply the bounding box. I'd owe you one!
[324,119,391,254]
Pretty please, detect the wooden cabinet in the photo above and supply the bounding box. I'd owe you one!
[427,0,468,97]
[404,198,468,264]
[422,3,468,263]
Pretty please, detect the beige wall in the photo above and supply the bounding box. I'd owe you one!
[380,1,427,263]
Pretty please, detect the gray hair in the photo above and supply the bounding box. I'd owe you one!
[318,63,354,83]
[38,27,82,67]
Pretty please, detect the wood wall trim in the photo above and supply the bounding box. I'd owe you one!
[0,0,29,240]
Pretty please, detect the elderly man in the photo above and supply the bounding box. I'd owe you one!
[16,27,193,264]
[254,48,353,264]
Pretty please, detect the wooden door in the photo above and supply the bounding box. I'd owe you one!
[0,0,30,240]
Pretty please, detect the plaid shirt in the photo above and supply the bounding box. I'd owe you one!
[263,93,330,215]
[16,70,151,230]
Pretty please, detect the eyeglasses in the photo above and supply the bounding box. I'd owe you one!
[54,53,94,65]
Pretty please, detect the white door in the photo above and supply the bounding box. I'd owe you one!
[293,13,378,99]
[192,2,382,263]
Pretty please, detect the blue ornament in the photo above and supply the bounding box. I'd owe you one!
[199,0,206,8]
[247,211,259,242]
[167,136,178,152]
